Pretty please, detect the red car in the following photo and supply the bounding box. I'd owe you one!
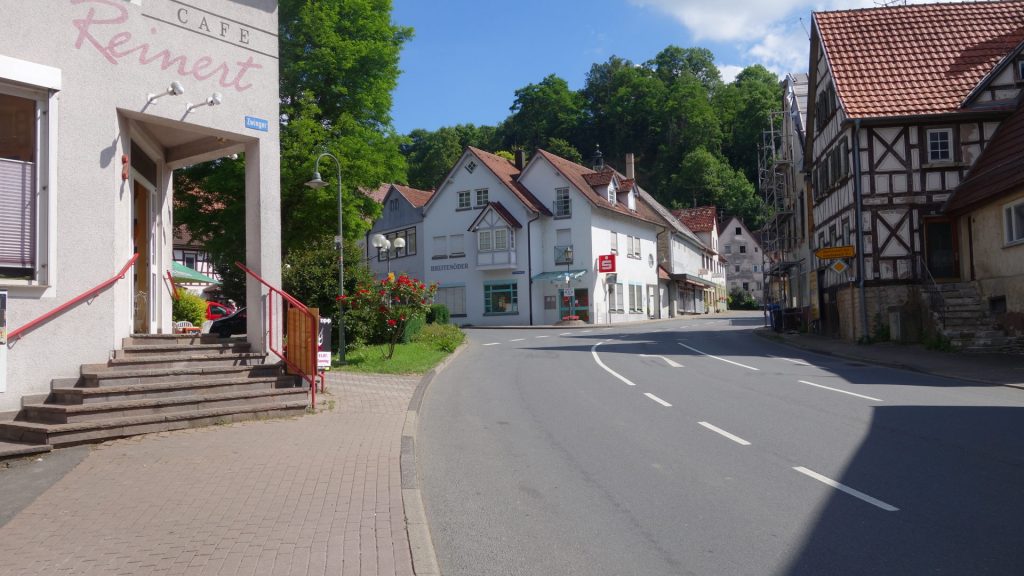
[206,301,235,321]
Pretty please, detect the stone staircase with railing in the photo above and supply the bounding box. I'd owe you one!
[923,282,1022,353]
[0,333,308,457]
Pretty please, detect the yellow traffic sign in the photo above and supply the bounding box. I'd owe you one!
[830,260,849,275]
[815,245,856,260]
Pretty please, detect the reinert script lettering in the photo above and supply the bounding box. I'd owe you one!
[71,0,261,93]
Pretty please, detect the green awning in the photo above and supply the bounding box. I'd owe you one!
[532,269,587,282]
[171,261,220,284]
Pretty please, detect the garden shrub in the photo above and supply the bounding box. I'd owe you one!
[414,323,465,353]
[401,314,427,343]
[172,289,207,326]
[427,303,450,325]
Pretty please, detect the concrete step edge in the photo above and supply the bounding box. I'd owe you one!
[53,376,293,397]
[25,387,307,415]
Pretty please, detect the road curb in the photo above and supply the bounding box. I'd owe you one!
[401,340,469,576]
[752,327,1022,389]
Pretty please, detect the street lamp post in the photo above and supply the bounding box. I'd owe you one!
[371,234,405,275]
[564,245,575,319]
[304,153,346,364]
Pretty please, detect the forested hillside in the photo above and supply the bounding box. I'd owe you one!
[402,47,779,229]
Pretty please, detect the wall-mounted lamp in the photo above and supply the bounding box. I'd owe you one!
[185,92,223,114]
[147,81,185,104]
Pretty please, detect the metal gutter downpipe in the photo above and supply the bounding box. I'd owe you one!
[853,118,869,341]
[527,211,540,325]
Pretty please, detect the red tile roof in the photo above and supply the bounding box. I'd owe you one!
[672,206,717,233]
[946,96,1024,213]
[534,149,664,226]
[815,1,1024,118]
[392,184,434,208]
[467,201,523,231]
[468,147,551,216]
[361,183,390,204]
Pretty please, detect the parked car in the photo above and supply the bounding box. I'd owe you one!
[209,307,246,338]
[206,301,235,321]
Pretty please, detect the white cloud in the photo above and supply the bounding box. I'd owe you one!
[632,0,978,76]
[718,64,744,83]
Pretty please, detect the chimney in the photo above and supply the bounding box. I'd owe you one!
[625,153,635,179]
[514,149,526,171]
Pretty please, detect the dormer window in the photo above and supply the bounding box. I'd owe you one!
[1018,60,1024,82]
[607,184,616,204]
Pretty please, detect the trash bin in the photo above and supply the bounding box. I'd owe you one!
[768,304,782,332]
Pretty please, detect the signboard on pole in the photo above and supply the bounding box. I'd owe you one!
[830,259,849,275]
[317,317,332,370]
[597,254,616,273]
[815,245,856,260]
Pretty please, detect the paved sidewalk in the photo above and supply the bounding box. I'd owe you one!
[0,372,420,576]
[755,327,1024,388]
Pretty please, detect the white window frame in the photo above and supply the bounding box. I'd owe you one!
[449,234,465,257]
[0,56,60,290]
[475,188,489,207]
[478,229,493,252]
[1005,198,1024,246]
[493,227,509,251]
[610,231,618,255]
[432,235,448,260]
[609,283,624,312]
[628,284,643,313]
[554,187,571,218]
[927,128,953,163]
[457,190,471,210]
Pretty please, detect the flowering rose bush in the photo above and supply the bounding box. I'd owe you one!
[338,273,437,359]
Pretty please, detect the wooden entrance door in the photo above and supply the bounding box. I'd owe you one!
[924,218,959,280]
[132,180,151,334]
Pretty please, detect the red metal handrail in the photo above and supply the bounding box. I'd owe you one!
[235,261,321,408]
[8,253,140,342]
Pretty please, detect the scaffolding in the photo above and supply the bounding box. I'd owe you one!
[758,86,809,330]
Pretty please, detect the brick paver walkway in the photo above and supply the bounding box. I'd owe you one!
[0,372,419,576]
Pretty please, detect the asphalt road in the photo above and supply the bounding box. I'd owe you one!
[417,312,1024,576]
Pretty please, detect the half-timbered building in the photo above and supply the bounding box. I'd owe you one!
[805,1,1024,341]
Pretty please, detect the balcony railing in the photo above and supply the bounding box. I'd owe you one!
[477,250,517,270]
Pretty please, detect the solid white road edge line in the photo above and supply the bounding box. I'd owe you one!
[591,342,637,387]
[698,421,751,446]
[645,393,672,407]
[639,354,683,368]
[798,380,883,402]
[678,342,760,371]
[793,466,899,512]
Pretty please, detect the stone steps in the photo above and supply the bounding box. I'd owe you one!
[0,439,52,460]
[0,335,311,456]
[21,387,306,425]
[0,400,309,447]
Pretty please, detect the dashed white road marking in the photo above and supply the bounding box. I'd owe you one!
[536,335,550,339]
[591,342,637,387]
[639,354,683,368]
[581,329,593,333]
[559,332,572,336]
[798,380,882,402]
[793,467,899,512]
[677,342,759,371]
[698,422,751,446]
[644,393,672,407]
[768,354,812,366]
[510,338,525,342]
[483,343,501,346]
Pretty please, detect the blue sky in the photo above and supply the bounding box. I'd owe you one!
[390,0,965,135]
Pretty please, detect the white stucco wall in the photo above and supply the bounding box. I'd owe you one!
[0,0,280,413]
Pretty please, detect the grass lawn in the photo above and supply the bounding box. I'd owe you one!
[333,341,450,374]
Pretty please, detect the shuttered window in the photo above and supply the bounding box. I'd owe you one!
[0,91,40,277]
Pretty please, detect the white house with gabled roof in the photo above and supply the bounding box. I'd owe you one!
[419,146,677,326]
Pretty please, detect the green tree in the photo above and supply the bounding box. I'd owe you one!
[716,65,780,183]
[672,147,766,228]
[500,74,584,151]
[404,123,503,190]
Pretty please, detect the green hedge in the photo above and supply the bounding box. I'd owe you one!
[401,314,427,343]
[427,304,450,324]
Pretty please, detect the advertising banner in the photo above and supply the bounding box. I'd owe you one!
[317,317,332,370]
